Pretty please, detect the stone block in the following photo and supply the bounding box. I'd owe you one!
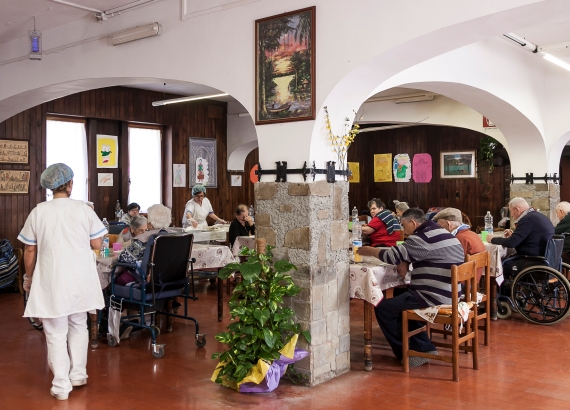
[317,210,329,219]
[335,351,350,374]
[313,363,333,381]
[291,263,310,281]
[272,247,289,263]
[333,185,343,220]
[327,279,338,312]
[255,213,270,227]
[288,183,309,196]
[284,227,310,250]
[255,182,278,200]
[310,180,332,197]
[338,333,350,353]
[535,184,548,191]
[256,226,276,246]
[532,197,550,211]
[311,319,327,345]
[330,220,349,251]
[313,344,327,368]
[511,190,533,199]
[293,297,310,321]
[326,311,338,341]
[313,285,323,320]
[279,204,293,213]
[338,314,350,335]
[317,232,326,263]
[550,183,560,197]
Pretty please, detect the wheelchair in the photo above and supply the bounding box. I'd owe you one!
[497,234,570,325]
[108,232,206,358]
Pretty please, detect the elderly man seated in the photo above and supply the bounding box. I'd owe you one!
[555,201,570,264]
[358,208,465,367]
[486,197,554,276]
[433,207,486,281]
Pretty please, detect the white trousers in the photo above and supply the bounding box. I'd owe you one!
[42,312,89,395]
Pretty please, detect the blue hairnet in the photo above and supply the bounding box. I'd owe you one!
[40,163,74,190]
[192,184,206,196]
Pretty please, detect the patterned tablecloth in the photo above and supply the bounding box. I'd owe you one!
[484,242,509,286]
[349,256,407,306]
[231,236,256,256]
[96,243,236,288]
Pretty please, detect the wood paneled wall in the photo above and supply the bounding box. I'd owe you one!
[346,125,510,228]
[0,87,258,248]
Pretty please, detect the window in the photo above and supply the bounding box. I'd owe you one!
[46,119,88,201]
[128,126,162,212]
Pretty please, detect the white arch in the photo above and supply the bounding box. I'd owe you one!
[228,140,258,171]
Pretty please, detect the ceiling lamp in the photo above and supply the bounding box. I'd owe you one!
[365,92,434,104]
[110,23,161,46]
[504,32,570,73]
[152,93,229,107]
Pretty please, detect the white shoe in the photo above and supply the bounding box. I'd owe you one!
[71,379,87,387]
[50,389,69,401]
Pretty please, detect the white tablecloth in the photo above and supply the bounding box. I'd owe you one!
[349,256,407,306]
[231,236,256,256]
[484,243,509,286]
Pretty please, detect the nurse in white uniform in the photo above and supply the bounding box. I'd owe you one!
[19,163,106,401]
[182,184,227,228]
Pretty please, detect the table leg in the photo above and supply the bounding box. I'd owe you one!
[89,312,99,349]
[490,279,498,321]
[364,300,373,371]
[218,277,223,322]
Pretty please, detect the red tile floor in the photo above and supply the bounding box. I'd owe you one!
[2,281,570,410]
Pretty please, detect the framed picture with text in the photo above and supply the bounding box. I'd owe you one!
[0,139,29,164]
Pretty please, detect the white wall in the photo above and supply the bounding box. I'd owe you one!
[1,0,570,181]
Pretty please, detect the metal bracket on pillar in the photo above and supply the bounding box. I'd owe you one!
[310,161,352,182]
[510,173,558,184]
[255,161,310,182]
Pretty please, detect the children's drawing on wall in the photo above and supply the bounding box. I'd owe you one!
[173,164,186,187]
[412,153,432,183]
[196,157,209,184]
[393,153,411,182]
[374,154,392,182]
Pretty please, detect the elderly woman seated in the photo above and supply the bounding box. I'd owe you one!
[115,204,174,285]
[229,204,256,248]
[117,215,147,245]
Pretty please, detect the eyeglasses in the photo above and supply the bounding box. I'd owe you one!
[194,194,205,199]
[134,228,146,235]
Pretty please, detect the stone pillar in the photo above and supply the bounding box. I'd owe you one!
[509,183,560,224]
[254,181,350,386]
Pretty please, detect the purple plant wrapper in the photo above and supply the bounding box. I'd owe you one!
[239,348,309,393]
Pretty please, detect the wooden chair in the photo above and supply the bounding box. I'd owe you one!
[461,212,472,227]
[467,252,491,346]
[430,251,491,347]
[107,234,119,248]
[402,260,478,382]
[358,215,368,223]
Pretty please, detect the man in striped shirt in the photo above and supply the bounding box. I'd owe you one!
[358,208,465,366]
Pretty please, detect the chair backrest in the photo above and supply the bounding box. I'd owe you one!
[465,251,490,272]
[148,233,194,286]
[109,223,129,234]
[107,234,119,247]
[451,261,477,306]
[461,212,472,227]
[358,215,368,222]
[545,234,564,270]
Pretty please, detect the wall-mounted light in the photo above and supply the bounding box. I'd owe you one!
[110,22,161,46]
[152,93,229,106]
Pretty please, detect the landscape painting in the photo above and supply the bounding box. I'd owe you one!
[255,7,316,125]
[440,150,477,179]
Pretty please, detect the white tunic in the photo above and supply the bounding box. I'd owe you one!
[18,198,106,318]
[182,197,213,229]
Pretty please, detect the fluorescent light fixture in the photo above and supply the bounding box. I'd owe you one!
[365,92,434,104]
[539,41,570,53]
[152,93,229,107]
[110,23,161,46]
[503,32,537,53]
[542,53,570,72]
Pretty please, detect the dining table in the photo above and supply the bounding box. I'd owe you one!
[231,235,256,256]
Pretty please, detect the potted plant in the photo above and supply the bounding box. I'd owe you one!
[211,243,311,393]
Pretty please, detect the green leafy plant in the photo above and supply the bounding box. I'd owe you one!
[479,135,497,174]
[211,245,311,385]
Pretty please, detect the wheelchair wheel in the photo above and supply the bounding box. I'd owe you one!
[195,334,207,348]
[23,292,43,330]
[152,344,165,359]
[561,262,570,281]
[497,300,512,320]
[511,266,570,325]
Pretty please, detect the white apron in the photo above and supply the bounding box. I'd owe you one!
[182,197,213,229]
[18,198,106,318]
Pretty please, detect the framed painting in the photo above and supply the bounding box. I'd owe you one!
[173,164,186,187]
[0,139,29,164]
[440,150,477,179]
[0,170,30,194]
[189,138,217,188]
[255,6,316,125]
[96,135,118,168]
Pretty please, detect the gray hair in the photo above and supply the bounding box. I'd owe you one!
[147,204,172,229]
[395,202,409,213]
[448,220,462,229]
[509,197,529,209]
[400,208,427,224]
[556,201,570,214]
[130,215,147,231]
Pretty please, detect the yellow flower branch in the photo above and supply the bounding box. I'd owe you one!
[324,106,360,172]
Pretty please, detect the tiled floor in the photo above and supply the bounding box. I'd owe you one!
[2,282,570,409]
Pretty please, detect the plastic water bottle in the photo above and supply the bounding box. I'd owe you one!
[115,200,122,221]
[352,221,362,263]
[484,211,493,235]
[249,205,255,222]
[351,206,358,222]
[101,218,110,257]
